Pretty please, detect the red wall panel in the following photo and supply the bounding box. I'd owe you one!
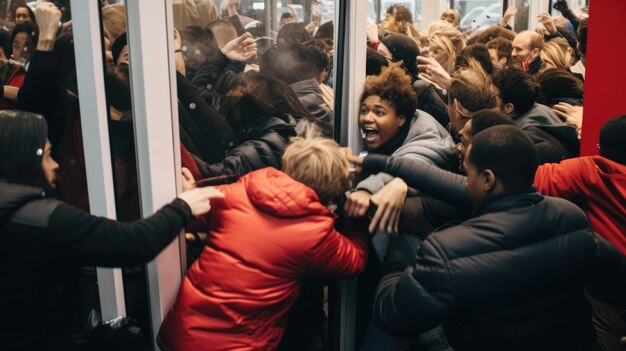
[581,1,626,155]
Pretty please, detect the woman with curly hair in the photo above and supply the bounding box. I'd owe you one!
[345,64,455,234]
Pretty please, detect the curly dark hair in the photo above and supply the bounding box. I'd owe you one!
[387,4,414,24]
[360,64,417,119]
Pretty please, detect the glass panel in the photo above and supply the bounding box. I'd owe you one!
[165,0,339,350]
[453,0,501,31]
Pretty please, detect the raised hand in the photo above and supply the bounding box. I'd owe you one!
[537,12,557,35]
[416,56,452,89]
[35,2,62,51]
[500,6,517,27]
[221,32,257,62]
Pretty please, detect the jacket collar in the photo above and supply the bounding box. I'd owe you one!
[472,186,543,217]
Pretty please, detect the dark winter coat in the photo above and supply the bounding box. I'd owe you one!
[373,188,626,351]
[0,182,192,350]
[193,115,297,178]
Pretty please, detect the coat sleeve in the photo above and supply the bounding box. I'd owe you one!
[304,219,368,278]
[362,154,471,207]
[193,140,257,177]
[533,159,588,201]
[47,199,192,266]
[191,49,230,90]
[374,235,455,337]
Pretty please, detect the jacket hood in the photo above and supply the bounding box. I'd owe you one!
[0,182,45,222]
[393,110,456,166]
[244,167,332,219]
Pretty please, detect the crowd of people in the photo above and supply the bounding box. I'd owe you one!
[0,0,625,350]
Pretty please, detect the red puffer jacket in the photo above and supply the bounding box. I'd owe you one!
[157,167,367,351]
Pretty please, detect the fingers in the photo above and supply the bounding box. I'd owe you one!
[233,32,253,45]
[181,167,195,183]
[203,187,225,199]
[368,205,384,233]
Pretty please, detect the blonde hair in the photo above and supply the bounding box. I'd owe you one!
[429,26,466,73]
[540,38,571,70]
[282,137,349,204]
[427,20,454,38]
[102,4,126,42]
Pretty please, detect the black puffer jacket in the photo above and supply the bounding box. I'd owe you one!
[193,115,297,178]
[516,103,580,164]
[0,182,193,350]
[374,189,626,351]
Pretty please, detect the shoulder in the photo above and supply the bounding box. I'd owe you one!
[10,198,64,228]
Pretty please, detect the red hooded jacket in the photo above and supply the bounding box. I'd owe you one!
[157,167,368,351]
[534,156,626,253]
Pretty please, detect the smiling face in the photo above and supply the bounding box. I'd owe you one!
[15,7,31,24]
[359,95,406,150]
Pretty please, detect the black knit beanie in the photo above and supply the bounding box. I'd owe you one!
[600,115,626,165]
[380,33,419,76]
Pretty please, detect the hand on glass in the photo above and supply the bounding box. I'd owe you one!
[344,190,371,218]
[178,187,224,216]
[222,32,257,62]
[366,17,379,43]
[500,6,517,26]
[173,28,182,51]
[368,177,408,235]
[416,56,452,89]
[320,83,334,110]
[537,12,557,35]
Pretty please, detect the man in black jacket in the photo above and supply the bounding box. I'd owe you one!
[372,125,626,351]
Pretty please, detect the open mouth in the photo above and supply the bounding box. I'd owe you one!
[361,127,379,143]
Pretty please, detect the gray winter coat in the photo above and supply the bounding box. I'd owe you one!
[356,110,456,194]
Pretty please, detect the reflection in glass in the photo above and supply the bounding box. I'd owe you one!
[453,0,501,31]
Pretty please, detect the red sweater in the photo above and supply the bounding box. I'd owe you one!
[157,167,367,351]
[534,156,626,253]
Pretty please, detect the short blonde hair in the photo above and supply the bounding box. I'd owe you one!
[282,137,349,204]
